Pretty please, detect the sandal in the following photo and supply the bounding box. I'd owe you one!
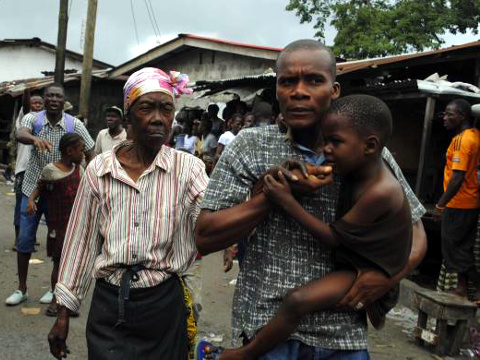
[45,303,59,317]
[195,340,224,360]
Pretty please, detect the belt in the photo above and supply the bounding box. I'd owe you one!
[114,264,146,328]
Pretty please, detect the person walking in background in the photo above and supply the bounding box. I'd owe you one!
[207,104,225,138]
[94,106,126,154]
[5,83,95,307]
[12,91,44,251]
[215,113,243,161]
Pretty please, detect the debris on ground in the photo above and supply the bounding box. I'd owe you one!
[29,258,44,264]
[20,308,41,316]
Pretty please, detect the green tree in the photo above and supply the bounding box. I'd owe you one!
[286,0,480,59]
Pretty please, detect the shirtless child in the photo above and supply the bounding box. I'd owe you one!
[198,94,412,360]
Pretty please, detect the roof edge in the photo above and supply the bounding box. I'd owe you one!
[0,37,113,68]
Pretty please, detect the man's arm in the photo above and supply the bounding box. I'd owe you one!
[17,127,53,152]
[435,171,465,214]
[94,134,102,155]
[74,119,96,164]
[196,193,271,254]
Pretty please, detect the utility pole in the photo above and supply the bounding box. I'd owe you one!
[79,0,98,121]
[54,0,69,84]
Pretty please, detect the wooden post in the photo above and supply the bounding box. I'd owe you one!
[54,0,69,84]
[475,58,480,88]
[415,96,436,197]
[78,0,98,121]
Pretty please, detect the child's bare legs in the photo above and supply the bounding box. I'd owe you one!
[46,259,60,315]
[219,271,357,360]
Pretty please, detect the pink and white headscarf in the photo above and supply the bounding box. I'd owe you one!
[123,67,193,115]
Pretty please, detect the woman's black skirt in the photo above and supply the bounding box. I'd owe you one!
[86,276,188,360]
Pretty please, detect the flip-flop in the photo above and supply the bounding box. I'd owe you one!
[45,304,59,317]
[194,340,224,360]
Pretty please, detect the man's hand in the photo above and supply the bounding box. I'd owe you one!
[265,160,333,196]
[433,207,444,222]
[33,138,53,153]
[338,269,393,310]
[223,245,237,273]
[26,199,37,216]
[48,307,70,359]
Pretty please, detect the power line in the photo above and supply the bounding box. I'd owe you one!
[144,0,160,43]
[130,0,140,46]
[147,0,161,39]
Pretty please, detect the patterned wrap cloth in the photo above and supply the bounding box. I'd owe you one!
[123,67,193,115]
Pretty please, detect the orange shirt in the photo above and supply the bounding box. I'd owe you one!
[444,128,480,209]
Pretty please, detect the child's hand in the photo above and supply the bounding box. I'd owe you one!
[26,199,37,216]
[263,171,295,207]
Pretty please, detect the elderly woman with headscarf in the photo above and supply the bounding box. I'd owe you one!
[48,68,208,360]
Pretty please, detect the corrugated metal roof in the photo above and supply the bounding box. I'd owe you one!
[337,40,480,75]
[0,69,109,98]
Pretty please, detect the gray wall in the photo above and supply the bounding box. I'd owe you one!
[156,48,276,82]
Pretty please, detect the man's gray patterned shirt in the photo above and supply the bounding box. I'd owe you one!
[201,125,425,350]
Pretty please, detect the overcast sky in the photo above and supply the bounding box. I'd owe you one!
[1,0,478,67]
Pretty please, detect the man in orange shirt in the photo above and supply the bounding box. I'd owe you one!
[434,99,480,299]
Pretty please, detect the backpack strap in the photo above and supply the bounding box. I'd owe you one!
[33,111,75,135]
[64,113,75,133]
[33,110,47,136]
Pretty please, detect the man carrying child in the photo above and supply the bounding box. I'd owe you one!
[196,40,427,359]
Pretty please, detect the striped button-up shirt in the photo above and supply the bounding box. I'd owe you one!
[55,143,209,313]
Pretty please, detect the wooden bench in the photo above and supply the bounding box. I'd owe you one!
[413,288,477,356]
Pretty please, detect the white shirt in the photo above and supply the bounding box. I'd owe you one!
[218,131,236,147]
[183,135,197,154]
[94,128,127,155]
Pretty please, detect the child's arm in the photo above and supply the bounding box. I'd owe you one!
[264,172,396,247]
[26,186,41,216]
[263,172,340,247]
[27,165,51,215]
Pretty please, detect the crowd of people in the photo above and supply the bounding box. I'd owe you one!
[168,100,276,177]
[1,38,479,360]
